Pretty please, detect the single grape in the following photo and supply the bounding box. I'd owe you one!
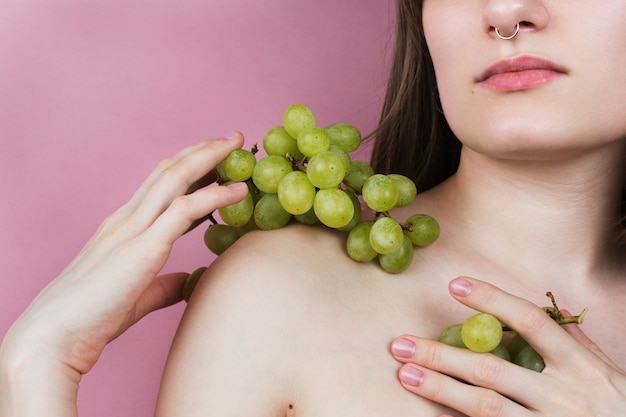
[313,188,354,229]
[277,170,316,215]
[514,345,545,372]
[362,174,399,213]
[461,312,503,353]
[297,126,330,157]
[346,221,378,262]
[218,187,254,227]
[253,193,292,230]
[252,155,293,194]
[293,207,320,225]
[204,224,241,255]
[379,234,413,273]
[369,216,404,254]
[283,103,316,139]
[337,189,362,232]
[343,160,374,194]
[404,214,440,246]
[306,150,346,189]
[325,122,361,153]
[388,174,417,207]
[439,323,466,348]
[216,160,229,181]
[182,266,207,302]
[223,149,256,182]
[490,343,512,361]
[263,125,304,161]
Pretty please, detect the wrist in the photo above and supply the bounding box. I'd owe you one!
[1,325,80,417]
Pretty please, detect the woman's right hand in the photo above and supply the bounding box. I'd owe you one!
[0,132,248,416]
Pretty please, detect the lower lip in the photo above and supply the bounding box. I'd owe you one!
[480,69,564,91]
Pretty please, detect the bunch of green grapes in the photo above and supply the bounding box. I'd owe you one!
[183,104,440,299]
[438,292,588,373]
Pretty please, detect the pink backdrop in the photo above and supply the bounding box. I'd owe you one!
[0,1,393,415]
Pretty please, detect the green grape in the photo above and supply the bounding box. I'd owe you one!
[404,214,440,246]
[461,313,504,353]
[182,266,207,302]
[369,216,404,254]
[508,334,530,360]
[346,221,378,262]
[490,343,512,361]
[263,125,304,161]
[294,207,320,225]
[204,224,241,255]
[438,323,466,348]
[328,145,351,174]
[277,170,316,215]
[216,160,229,181]
[362,174,399,213]
[297,126,330,157]
[252,155,293,194]
[218,187,254,227]
[306,150,346,189]
[379,234,413,274]
[254,193,292,230]
[343,160,374,194]
[223,149,256,182]
[514,345,545,372]
[283,103,316,139]
[325,123,361,153]
[337,189,362,232]
[313,188,354,229]
[388,174,417,207]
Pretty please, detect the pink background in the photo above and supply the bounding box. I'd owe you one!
[0,1,393,415]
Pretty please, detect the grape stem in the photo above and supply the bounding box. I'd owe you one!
[502,292,588,331]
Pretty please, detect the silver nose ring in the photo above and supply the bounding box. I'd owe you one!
[495,23,520,40]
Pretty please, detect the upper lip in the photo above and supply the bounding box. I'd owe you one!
[476,55,568,82]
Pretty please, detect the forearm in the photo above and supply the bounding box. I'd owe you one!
[0,330,80,417]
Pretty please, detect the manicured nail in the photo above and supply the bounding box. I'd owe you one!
[399,366,424,387]
[222,131,239,140]
[391,338,416,359]
[449,278,472,297]
[227,182,248,191]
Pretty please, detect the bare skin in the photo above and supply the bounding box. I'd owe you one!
[156,138,626,416]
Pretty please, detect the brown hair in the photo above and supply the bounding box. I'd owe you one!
[370,0,626,244]
[370,0,460,192]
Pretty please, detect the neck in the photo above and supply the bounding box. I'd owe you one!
[433,141,625,286]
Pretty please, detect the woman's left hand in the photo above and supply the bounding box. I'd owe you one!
[390,277,626,417]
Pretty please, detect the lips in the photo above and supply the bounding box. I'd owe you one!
[477,55,568,91]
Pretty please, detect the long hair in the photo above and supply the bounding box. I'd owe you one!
[370,0,460,192]
[370,0,625,244]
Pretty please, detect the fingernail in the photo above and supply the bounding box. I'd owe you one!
[391,338,416,359]
[227,182,248,191]
[399,366,424,387]
[449,278,472,297]
[222,131,239,140]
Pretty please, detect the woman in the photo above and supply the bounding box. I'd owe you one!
[2,0,625,416]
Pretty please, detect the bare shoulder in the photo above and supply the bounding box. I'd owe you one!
[156,224,366,416]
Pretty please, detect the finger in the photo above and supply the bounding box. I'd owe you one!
[131,134,245,227]
[447,277,580,365]
[391,335,547,408]
[134,272,190,319]
[125,138,224,213]
[397,363,528,417]
[143,181,249,246]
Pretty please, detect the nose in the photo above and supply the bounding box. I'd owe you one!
[483,0,550,39]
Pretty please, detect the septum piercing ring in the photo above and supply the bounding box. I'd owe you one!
[495,23,520,40]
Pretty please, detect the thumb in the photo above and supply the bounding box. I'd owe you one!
[134,272,189,321]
